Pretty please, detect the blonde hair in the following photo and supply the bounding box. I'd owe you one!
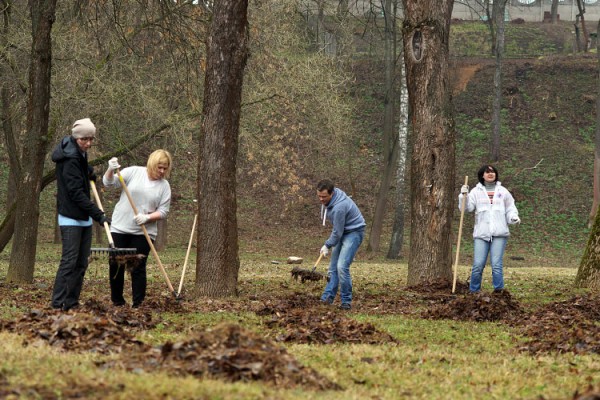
[147,149,172,179]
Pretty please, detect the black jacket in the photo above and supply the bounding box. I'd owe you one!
[51,136,104,222]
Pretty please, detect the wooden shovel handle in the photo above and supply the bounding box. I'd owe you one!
[452,176,468,293]
[115,169,176,295]
[90,180,115,248]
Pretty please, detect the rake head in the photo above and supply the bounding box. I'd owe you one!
[90,247,138,256]
[290,266,327,283]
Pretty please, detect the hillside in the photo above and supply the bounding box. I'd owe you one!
[452,55,596,267]
[234,22,599,268]
[20,21,598,269]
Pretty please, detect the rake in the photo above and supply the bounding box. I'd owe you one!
[89,180,137,256]
[290,253,327,283]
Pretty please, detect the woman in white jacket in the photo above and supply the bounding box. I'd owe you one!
[459,165,520,293]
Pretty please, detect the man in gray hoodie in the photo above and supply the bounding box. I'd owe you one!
[317,179,366,310]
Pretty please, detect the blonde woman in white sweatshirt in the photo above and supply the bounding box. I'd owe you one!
[103,150,172,307]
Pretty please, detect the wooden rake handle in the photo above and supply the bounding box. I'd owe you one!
[90,180,115,248]
[311,253,325,272]
[177,214,198,296]
[115,169,176,296]
[452,176,468,293]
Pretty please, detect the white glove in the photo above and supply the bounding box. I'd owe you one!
[134,213,151,225]
[460,184,469,194]
[511,216,521,224]
[108,157,121,172]
[320,245,329,257]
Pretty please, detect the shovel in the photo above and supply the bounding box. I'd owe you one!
[115,169,177,298]
[89,180,137,256]
[452,176,468,293]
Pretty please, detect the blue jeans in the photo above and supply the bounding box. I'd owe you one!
[470,237,508,292]
[321,229,364,305]
[51,225,92,310]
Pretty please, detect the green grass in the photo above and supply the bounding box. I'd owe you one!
[0,244,599,399]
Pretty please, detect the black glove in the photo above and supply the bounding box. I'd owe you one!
[88,166,97,182]
[100,214,111,226]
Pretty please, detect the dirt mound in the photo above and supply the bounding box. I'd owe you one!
[518,294,600,355]
[421,290,525,322]
[103,323,342,391]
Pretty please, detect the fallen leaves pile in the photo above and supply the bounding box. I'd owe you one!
[101,323,342,390]
[421,290,524,323]
[421,288,600,356]
[255,293,397,344]
[0,299,154,354]
[518,294,600,355]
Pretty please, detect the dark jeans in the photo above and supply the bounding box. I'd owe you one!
[109,233,151,307]
[51,225,93,310]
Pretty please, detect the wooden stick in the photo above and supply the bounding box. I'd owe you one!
[311,253,324,272]
[177,214,197,296]
[90,180,115,248]
[453,176,469,293]
[115,169,176,296]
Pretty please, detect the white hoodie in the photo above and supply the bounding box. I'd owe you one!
[458,181,519,241]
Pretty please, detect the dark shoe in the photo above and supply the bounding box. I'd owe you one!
[112,301,126,307]
[339,303,351,310]
[320,298,333,305]
[132,302,142,308]
[493,288,505,294]
[62,303,80,312]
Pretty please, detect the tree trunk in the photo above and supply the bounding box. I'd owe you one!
[7,0,57,283]
[575,0,589,52]
[490,0,507,162]
[576,194,600,289]
[402,0,456,286]
[368,0,398,253]
[551,0,559,24]
[154,219,167,251]
[387,55,409,259]
[195,0,248,297]
[590,18,600,228]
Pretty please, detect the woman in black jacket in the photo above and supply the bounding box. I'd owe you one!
[50,118,110,311]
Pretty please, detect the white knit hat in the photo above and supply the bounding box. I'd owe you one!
[71,118,96,139]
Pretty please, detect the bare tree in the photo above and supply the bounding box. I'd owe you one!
[195,0,248,297]
[574,0,590,53]
[367,0,399,252]
[589,18,600,228]
[6,0,58,283]
[490,0,507,162]
[402,0,456,286]
[576,188,600,289]
[387,55,409,259]
[550,0,559,24]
